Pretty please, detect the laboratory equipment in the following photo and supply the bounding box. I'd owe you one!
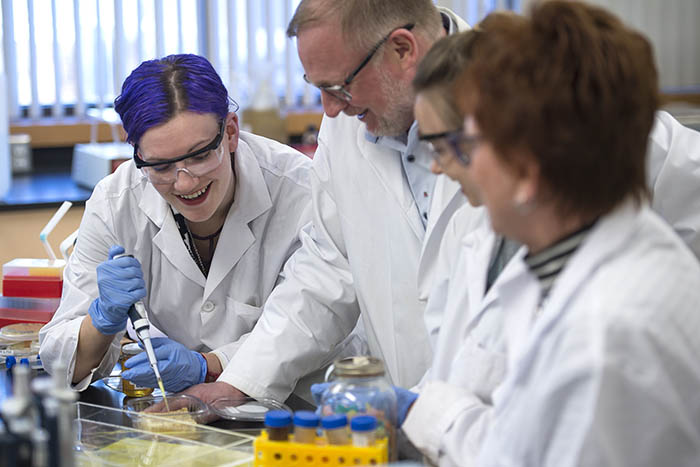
[113,253,167,402]
[264,410,292,441]
[322,414,349,445]
[119,343,153,397]
[351,415,377,447]
[75,401,254,466]
[292,410,319,444]
[210,396,291,423]
[319,356,397,456]
[253,410,388,467]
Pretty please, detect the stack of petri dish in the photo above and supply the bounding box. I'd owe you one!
[0,322,43,368]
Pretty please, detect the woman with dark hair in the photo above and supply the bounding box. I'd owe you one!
[39,54,313,394]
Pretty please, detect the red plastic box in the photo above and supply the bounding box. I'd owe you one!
[2,276,63,298]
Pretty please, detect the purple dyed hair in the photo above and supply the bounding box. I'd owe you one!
[114,54,230,145]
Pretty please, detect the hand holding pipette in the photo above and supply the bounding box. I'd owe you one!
[107,252,167,399]
[87,246,146,335]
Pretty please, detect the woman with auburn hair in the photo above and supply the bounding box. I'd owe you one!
[444,2,700,465]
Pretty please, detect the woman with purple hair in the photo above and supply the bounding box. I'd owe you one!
[39,54,313,394]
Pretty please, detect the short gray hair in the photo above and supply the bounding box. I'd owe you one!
[287,0,443,53]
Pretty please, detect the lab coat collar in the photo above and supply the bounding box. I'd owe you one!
[138,139,273,295]
[465,226,528,332]
[139,179,207,288]
[508,199,645,380]
[204,138,273,299]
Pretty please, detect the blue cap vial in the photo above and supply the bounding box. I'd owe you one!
[294,410,320,428]
[321,413,348,429]
[6,356,16,369]
[351,415,377,432]
[265,410,292,428]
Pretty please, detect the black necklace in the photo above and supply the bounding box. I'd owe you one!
[188,224,224,275]
[171,152,236,277]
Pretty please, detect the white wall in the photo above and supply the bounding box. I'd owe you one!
[437,0,700,89]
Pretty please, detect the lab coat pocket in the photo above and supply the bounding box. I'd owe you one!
[199,298,262,352]
[453,337,507,404]
[224,297,263,336]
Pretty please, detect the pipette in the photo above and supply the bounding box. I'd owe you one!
[114,253,169,409]
[127,300,169,409]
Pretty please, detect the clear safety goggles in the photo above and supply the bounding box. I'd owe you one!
[419,129,480,167]
[133,120,226,185]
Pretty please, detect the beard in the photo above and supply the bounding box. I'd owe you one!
[372,68,416,137]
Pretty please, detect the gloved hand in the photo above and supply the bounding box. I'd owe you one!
[88,245,147,335]
[311,382,418,427]
[311,382,331,405]
[121,337,207,393]
[393,386,419,428]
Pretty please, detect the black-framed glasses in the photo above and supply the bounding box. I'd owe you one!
[419,129,480,166]
[303,23,415,102]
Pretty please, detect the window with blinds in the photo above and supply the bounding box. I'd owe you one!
[0,0,526,121]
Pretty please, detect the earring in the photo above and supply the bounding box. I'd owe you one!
[513,191,535,215]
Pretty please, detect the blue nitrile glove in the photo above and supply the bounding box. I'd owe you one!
[121,337,207,393]
[311,382,331,405]
[88,245,147,335]
[394,386,419,428]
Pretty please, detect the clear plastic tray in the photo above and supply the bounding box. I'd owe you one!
[75,402,254,466]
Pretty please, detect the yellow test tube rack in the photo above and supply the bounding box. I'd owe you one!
[253,430,388,466]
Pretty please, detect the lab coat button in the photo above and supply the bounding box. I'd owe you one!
[202,301,215,312]
[407,154,416,162]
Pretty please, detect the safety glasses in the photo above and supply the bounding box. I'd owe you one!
[419,129,480,166]
[133,120,226,184]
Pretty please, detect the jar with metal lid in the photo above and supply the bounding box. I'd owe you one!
[120,343,153,397]
[319,356,397,457]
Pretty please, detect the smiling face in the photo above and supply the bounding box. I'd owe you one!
[297,21,416,137]
[137,111,239,226]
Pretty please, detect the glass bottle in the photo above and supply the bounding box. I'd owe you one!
[319,356,397,456]
[120,343,154,398]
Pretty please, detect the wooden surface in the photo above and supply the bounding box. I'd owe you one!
[9,110,326,149]
[0,206,85,266]
[10,118,124,148]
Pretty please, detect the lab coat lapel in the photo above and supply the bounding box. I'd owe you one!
[418,176,466,296]
[357,130,424,241]
[464,229,496,324]
[139,182,206,288]
[203,144,271,299]
[507,200,643,388]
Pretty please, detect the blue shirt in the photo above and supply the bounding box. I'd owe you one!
[365,121,437,229]
[361,11,456,230]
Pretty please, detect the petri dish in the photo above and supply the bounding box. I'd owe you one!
[125,394,209,432]
[0,322,44,342]
[210,397,291,422]
[0,341,37,357]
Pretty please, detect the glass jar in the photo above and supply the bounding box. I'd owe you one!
[120,343,153,398]
[319,356,397,457]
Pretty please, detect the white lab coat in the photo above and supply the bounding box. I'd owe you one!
[39,132,313,390]
[219,9,472,401]
[478,200,700,466]
[647,110,700,258]
[404,111,700,466]
[403,207,510,467]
